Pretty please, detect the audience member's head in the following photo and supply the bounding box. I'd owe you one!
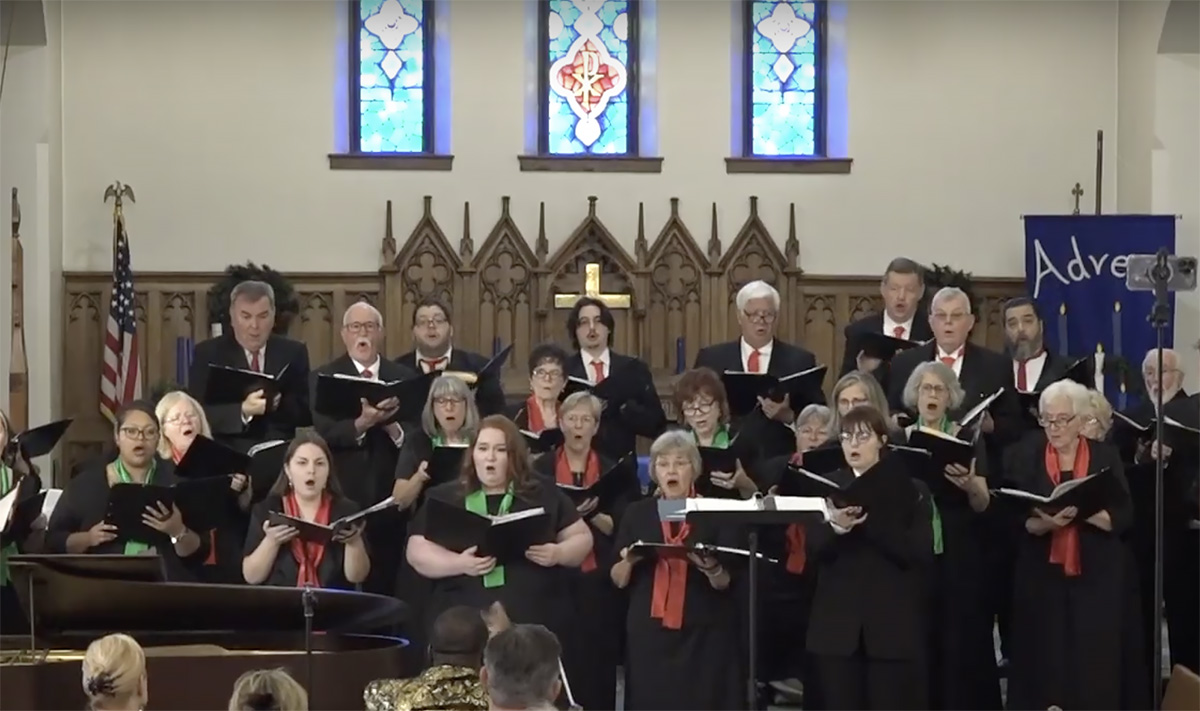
[82,633,147,711]
[228,668,308,711]
[481,624,563,711]
[429,604,490,668]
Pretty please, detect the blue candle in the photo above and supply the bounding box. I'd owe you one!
[1057,303,1069,354]
[676,337,685,374]
[1111,301,1122,359]
[1119,381,1128,411]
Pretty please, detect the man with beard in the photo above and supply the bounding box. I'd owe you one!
[1002,297,1084,407]
[840,258,932,389]
[565,296,666,459]
[396,296,506,417]
[311,301,416,595]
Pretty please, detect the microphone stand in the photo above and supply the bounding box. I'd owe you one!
[1148,248,1171,711]
[301,585,317,701]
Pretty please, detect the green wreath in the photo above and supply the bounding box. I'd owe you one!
[207,262,299,335]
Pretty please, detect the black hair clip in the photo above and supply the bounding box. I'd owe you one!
[85,671,117,697]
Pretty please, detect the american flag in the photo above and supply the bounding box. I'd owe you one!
[99,215,142,422]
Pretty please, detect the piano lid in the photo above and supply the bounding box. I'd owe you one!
[8,555,406,638]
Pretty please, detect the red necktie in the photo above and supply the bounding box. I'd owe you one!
[249,351,261,372]
[893,326,906,339]
[362,369,373,379]
[591,361,606,383]
[940,354,957,367]
[421,357,446,373]
[747,349,762,373]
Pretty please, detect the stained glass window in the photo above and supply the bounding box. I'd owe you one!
[745,1,825,157]
[355,0,433,153]
[540,0,639,155]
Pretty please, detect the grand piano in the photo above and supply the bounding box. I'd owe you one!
[0,554,412,710]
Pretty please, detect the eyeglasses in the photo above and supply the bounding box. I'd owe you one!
[797,427,828,440]
[416,317,448,329]
[742,311,776,324]
[163,412,199,425]
[119,427,160,441]
[681,400,716,417]
[918,383,947,395]
[532,367,564,381]
[345,321,380,334]
[932,311,969,324]
[563,414,596,426]
[1038,415,1077,429]
[433,397,464,407]
[839,431,876,444]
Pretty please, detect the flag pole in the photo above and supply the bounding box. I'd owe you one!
[104,180,135,249]
[1094,129,1103,215]
[9,187,28,432]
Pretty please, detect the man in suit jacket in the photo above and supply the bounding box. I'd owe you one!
[395,296,507,417]
[189,279,312,453]
[565,296,666,459]
[694,280,825,460]
[839,257,932,387]
[312,301,416,596]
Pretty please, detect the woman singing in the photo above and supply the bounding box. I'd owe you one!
[1005,380,1134,710]
[242,431,370,589]
[612,430,743,710]
[510,343,569,434]
[674,367,757,498]
[157,390,252,583]
[46,401,209,578]
[392,375,480,510]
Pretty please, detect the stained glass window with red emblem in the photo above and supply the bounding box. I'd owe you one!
[744,1,826,157]
[539,0,639,155]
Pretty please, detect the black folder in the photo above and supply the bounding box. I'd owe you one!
[422,497,555,562]
[267,497,396,544]
[521,428,565,455]
[795,444,846,476]
[1160,416,1200,455]
[245,439,289,497]
[695,443,746,499]
[905,427,976,470]
[721,365,827,418]
[994,467,1122,517]
[856,332,922,362]
[784,465,912,512]
[0,474,47,547]
[559,360,649,409]
[887,443,971,505]
[175,435,252,479]
[1016,357,1093,415]
[313,371,435,422]
[958,388,1005,428]
[203,364,289,407]
[428,444,469,486]
[3,419,73,464]
[105,478,235,541]
[555,454,639,510]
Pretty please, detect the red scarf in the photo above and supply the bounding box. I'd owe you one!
[284,491,332,587]
[651,519,691,630]
[784,453,808,574]
[172,445,220,567]
[555,448,600,572]
[525,396,556,433]
[1044,438,1089,577]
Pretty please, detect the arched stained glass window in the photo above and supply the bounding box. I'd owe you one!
[744,1,826,157]
[354,0,434,153]
[539,0,639,155]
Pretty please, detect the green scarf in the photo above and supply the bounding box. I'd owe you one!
[431,433,445,447]
[692,425,731,449]
[114,458,157,556]
[0,464,13,585]
[928,416,955,556]
[464,485,514,588]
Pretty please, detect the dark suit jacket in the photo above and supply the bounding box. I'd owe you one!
[565,352,666,459]
[395,348,506,417]
[310,354,417,507]
[839,313,934,386]
[1030,350,1075,393]
[188,334,312,451]
[805,459,934,660]
[693,339,825,461]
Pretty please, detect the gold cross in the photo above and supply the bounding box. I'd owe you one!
[553,262,631,309]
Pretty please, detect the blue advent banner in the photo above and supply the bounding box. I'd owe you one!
[1024,215,1176,409]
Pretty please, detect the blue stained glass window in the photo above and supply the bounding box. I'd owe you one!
[541,0,638,155]
[746,1,825,156]
[356,0,431,153]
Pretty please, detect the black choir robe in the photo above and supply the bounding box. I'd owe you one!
[532,449,637,711]
[839,312,934,387]
[395,347,506,417]
[693,339,825,462]
[243,493,362,590]
[392,427,446,663]
[1003,433,1134,710]
[310,354,416,597]
[805,458,934,710]
[614,497,743,710]
[564,351,666,459]
[44,458,211,580]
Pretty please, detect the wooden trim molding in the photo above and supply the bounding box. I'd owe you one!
[725,157,853,175]
[517,155,664,173]
[328,153,455,171]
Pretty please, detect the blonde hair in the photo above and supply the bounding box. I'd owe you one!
[155,390,213,459]
[1084,390,1114,438]
[82,633,146,710]
[228,668,309,711]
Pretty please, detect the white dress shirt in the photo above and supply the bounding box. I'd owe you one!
[882,313,915,340]
[585,348,611,382]
[937,345,966,378]
[1013,351,1048,392]
[416,347,454,374]
[740,338,773,373]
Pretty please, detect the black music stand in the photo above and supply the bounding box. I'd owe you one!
[662,500,823,710]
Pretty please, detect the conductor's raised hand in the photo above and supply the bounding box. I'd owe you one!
[458,546,497,577]
[241,389,268,418]
[262,519,299,545]
[142,501,185,538]
[525,542,561,568]
[86,520,118,548]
